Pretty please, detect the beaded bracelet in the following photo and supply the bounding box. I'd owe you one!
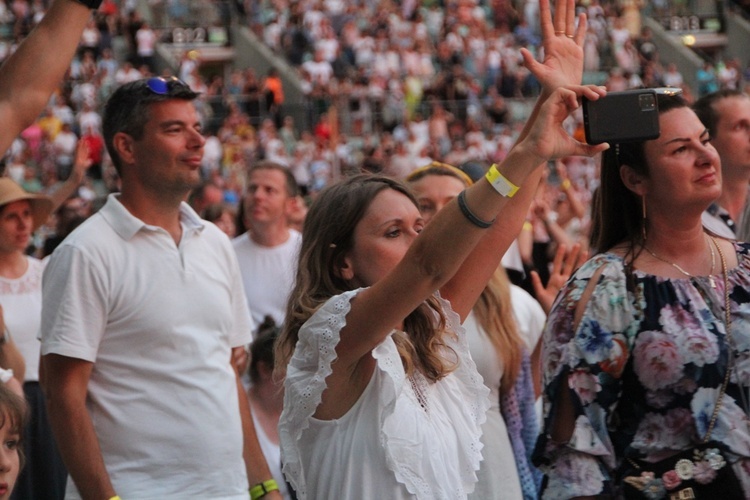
[457,190,494,229]
[485,164,520,198]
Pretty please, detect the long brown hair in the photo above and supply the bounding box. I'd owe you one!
[472,265,523,394]
[406,164,524,392]
[275,174,454,382]
[590,94,690,294]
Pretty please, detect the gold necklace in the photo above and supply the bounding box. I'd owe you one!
[703,237,733,439]
[645,234,717,288]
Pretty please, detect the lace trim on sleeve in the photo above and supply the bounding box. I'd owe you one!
[278,288,362,499]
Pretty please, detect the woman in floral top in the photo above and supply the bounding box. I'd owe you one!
[534,92,750,498]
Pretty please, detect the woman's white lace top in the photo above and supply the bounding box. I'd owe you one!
[279,289,491,499]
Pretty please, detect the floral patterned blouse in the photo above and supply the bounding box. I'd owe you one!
[534,242,750,499]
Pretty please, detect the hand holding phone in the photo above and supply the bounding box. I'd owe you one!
[583,89,661,145]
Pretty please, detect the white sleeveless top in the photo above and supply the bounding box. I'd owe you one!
[279,289,490,500]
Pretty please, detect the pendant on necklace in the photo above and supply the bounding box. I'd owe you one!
[709,276,717,289]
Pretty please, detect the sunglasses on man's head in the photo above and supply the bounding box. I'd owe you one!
[145,76,190,95]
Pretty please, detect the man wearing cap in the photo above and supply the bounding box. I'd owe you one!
[40,79,281,499]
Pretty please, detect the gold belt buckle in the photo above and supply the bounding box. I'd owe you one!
[668,487,695,500]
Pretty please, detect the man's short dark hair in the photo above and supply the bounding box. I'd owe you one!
[102,78,199,174]
[693,89,748,138]
[248,161,299,198]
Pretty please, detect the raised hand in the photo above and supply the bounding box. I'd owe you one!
[520,0,587,93]
[71,140,93,182]
[531,242,588,314]
[533,199,551,220]
[521,85,609,163]
[48,139,95,212]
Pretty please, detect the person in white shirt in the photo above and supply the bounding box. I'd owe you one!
[76,102,102,135]
[233,161,302,328]
[301,50,334,86]
[275,2,608,496]
[246,322,293,500]
[662,62,684,89]
[135,21,157,70]
[0,180,63,499]
[52,122,78,179]
[114,61,142,85]
[41,77,281,500]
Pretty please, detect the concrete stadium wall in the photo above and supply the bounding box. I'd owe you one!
[725,11,750,65]
[232,26,305,105]
[644,17,704,92]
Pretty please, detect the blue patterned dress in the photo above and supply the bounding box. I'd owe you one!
[534,242,750,498]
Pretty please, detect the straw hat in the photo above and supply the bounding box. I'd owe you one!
[0,178,54,230]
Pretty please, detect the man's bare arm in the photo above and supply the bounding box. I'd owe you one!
[42,354,117,500]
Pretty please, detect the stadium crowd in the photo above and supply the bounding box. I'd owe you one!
[3,0,750,498]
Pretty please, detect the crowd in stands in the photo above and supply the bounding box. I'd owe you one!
[0,0,749,266]
[4,0,750,498]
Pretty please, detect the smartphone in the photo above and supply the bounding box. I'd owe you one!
[583,89,660,145]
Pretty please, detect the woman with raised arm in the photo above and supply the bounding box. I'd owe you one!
[535,90,750,499]
[274,3,605,497]
[275,88,603,500]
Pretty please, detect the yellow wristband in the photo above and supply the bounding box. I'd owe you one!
[523,221,533,231]
[561,178,572,190]
[108,496,121,500]
[485,164,520,198]
[250,479,279,500]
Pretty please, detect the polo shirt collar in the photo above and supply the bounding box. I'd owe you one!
[100,193,206,241]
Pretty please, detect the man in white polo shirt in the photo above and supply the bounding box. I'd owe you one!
[40,78,281,500]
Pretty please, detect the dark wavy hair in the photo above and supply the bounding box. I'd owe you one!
[591,93,689,256]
